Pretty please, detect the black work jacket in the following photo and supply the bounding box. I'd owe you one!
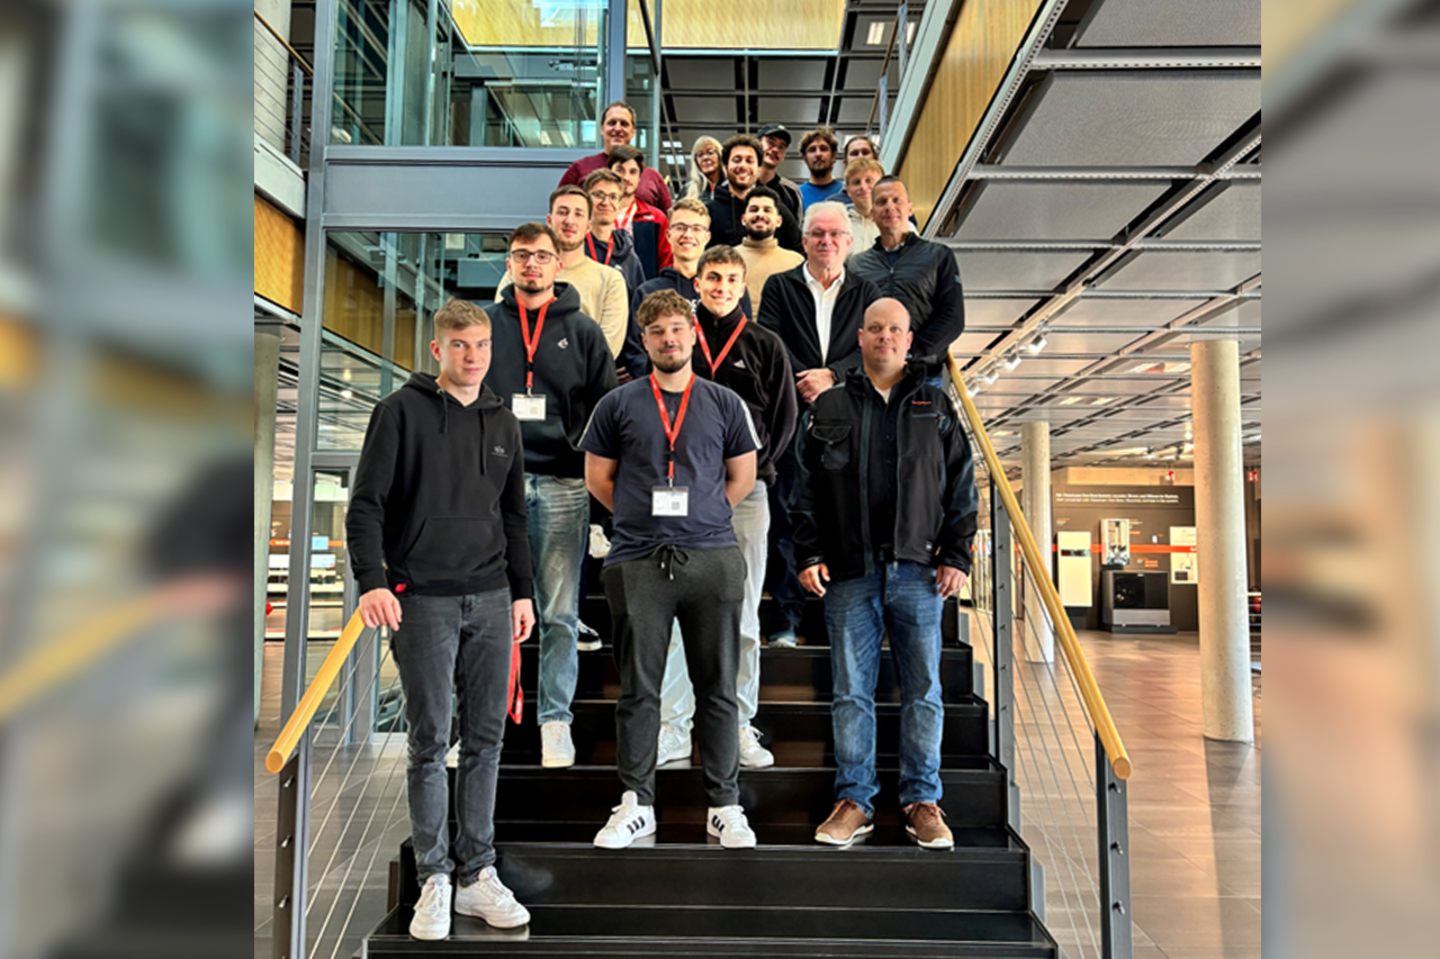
[791,366,978,580]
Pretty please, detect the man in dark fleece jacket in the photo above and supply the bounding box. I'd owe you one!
[347,298,536,940]
[653,245,797,772]
[849,176,965,369]
[705,134,803,254]
[484,223,619,770]
[583,168,647,292]
[791,298,977,853]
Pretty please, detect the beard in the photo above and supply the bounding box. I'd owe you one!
[557,233,584,252]
[744,223,776,242]
[514,276,553,294]
[650,350,691,374]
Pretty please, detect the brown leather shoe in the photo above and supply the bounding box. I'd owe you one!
[905,802,954,849]
[815,799,874,846]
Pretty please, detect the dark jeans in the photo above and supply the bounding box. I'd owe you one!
[763,443,807,633]
[392,588,512,887]
[602,547,745,807]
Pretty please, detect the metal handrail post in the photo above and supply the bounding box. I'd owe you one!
[1098,732,1133,959]
[991,479,1019,836]
[290,59,304,166]
[273,732,313,959]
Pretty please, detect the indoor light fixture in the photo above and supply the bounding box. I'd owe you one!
[980,369,1000,385]
[866,21,886,44]
[1002,351,1022,371]
[1025,330,1048,354]
[339,388,354,400]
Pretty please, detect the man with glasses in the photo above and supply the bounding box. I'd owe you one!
[706,134,802,253]
[484,223,619,769]
[757,202,881,649]
[495,186,629,360]
[607,144,673,281]
[653,246,796,771]
[583,169,647,294]
[559,100,673,212]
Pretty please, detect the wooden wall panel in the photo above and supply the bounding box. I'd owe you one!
[896,0,1046,229]
[254,195,305,314]
[322,246,385,355]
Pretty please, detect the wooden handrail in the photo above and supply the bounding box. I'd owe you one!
[266,611,370,774]
[947,354,1132,779]
[254,9,315,76]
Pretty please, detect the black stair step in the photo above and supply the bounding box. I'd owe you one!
[366,904,1054,957]
[484,765,1006,828]
[397,834,1032,912]
[501,700,992,766]
[472,821,1015,847]
[519,644,976,702]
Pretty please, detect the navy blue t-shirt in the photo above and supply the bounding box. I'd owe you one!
[581,375,759,565]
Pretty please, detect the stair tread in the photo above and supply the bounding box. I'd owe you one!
[366,905,1054,956]
[403,823,1023,853]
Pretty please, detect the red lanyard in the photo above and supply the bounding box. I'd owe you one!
[694,315,747,377]
[649,373,695,485]
[586,233,613,266]
[517,297,553,392]
[507,640,523,723]
[616,201,637,233]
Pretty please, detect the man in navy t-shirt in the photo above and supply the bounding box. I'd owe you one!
[581,288,761,851]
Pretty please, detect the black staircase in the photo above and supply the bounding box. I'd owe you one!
[363,572,1057,957]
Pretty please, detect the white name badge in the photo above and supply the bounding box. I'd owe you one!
[512,394,546,421]
[652,486,690,517]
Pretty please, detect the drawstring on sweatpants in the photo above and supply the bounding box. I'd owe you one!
[651,544,689,581]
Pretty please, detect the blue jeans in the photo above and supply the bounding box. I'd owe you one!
[824,561,945,816]
[392,588,512,886]
[525,473,590,724]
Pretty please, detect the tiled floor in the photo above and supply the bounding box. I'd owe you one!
[254,627,1261,959]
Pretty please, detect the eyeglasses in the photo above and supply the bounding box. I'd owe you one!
[508,249,556,265]
[696,149,718,159]
[806,230,850,241]
[670,224,709,235]
[589,192,622,204]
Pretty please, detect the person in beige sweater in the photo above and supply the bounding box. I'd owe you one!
[735,185,803,314]
[497,186,629,359]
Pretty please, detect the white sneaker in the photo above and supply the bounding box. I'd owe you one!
[594,790,656,848]
[576,619,602,652]
[455,866,530,928]
[445,741,460,769]
[706,805,757,849]
[409,874,452,940]
[738,725,774,769]
[657,722,692,765]
[588,523,611,558]
[540,721,575,768]
[767,629,798,649]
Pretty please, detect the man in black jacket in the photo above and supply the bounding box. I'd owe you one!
[756,200,881,647]
[706,133,803,254]
[655,245,797,772]
[791,297,977,853]
[849,177,965,369]
[484,223,619,770]
[348,299,536,939]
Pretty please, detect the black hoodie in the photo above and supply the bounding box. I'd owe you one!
[484,282,619,477]
[706,181,803,254]
[584,227,646,293]
[347,372,533,599]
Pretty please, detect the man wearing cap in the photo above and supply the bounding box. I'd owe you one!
[756,123,804,221]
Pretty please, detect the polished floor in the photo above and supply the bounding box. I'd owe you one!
[254,626,1261,959]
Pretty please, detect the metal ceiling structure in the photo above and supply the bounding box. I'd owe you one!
[916,0,1260,471]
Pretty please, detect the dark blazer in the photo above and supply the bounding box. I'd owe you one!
[757,264,881,395]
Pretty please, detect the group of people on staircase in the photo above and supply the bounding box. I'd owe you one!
[344,99,975,940]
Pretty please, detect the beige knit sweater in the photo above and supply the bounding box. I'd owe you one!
[737,237,804,313]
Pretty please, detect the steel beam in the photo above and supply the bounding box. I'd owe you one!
[1098,732,1133,959]
[991,481,1020,836]
[1032,46,1261,70]
[940,240,1261,252]
[971,164,1260,181]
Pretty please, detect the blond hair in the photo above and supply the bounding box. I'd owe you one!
[433,298,491,338]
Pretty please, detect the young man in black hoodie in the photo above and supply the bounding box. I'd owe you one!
[705,133,803,254]
[790,297,977,852]
[484,223,619,769]
[347,298,536,940]
[654,245,797,771]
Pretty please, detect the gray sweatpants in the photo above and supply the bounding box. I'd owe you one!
[601,546,745,807]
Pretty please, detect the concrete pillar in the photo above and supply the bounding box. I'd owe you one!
[1191,339,1254,743]
[255,325,282,723]
[1021,421,1055,662]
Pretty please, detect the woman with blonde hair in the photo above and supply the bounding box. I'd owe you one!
[684,135,723,201]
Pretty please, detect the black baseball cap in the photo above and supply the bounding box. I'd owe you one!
[757,124,792,146]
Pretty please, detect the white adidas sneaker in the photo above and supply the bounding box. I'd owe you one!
[594,790,656,849]
[706,804,758,849]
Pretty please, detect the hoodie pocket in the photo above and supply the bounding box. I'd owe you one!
[811,423,852,471]
[399,517,500,584]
